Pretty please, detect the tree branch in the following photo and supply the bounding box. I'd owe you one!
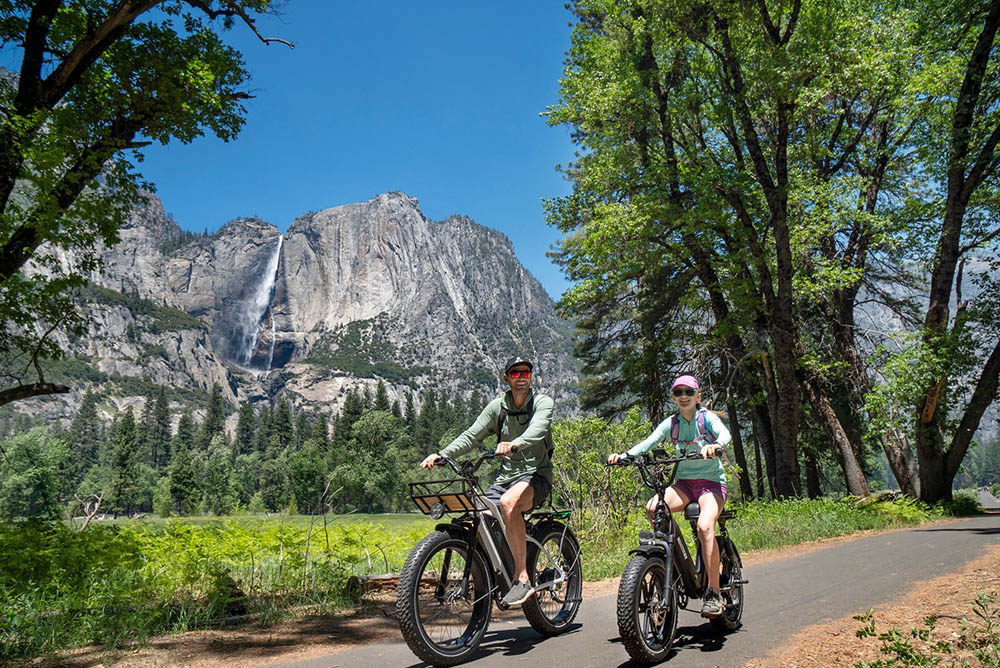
[0,115,145,282]
[180,0,295,48]
[0,382,71,407]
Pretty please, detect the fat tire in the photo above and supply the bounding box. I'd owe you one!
[617,554,678,665]
[710,537,744,633]
[522,522,582,636]
[396,530,492,667]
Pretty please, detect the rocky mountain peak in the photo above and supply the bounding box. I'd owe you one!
[29,191,580,422]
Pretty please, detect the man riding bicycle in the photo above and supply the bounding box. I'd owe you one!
[420,356,553,608]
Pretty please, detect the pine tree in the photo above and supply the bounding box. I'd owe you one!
[294,410,311,450]
[272,399,293,452]
[391,399,401,418]
[255,404,273,454]
[197,384,226,450]
[149,387,172,471]
[68,391,102,477]
[312,414,330,448]
[375,380,390,412]
[333,390,365,452]
[109,410,143,515]
[416,389,439,449]
[203,435,236,515]
[168,440,200,515]
[235,403,257,456]
[137,390,156,460]
[173,410,196,457]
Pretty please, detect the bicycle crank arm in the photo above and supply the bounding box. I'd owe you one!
[531,571,567,593]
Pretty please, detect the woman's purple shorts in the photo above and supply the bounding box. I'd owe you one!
[673,478,727,504]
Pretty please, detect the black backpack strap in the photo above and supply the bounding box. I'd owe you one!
[496,406,509,437]
[497,396,535,439]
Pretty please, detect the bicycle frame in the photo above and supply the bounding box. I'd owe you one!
[411,452,576,604]
[619,449,732,606]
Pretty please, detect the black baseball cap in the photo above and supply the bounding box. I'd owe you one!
[504,356,533,374]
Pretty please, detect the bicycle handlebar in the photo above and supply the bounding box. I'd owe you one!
[606,449,707,490]
[432,445,520,478]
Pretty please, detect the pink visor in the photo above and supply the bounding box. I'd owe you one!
[671,374,700,390]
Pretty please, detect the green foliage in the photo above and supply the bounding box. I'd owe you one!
[0,0,273,408]
[305,316,431,387]
[41,356,109,384]
[551,409,651,526]
[942,489,983,517]
[853,593,1000,667]
[0,429,71,520]
[0,514,435,662]
[78,285,205,334]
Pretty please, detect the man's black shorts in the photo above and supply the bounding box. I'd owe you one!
[485,474,552,510]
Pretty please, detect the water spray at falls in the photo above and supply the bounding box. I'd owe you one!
[238,234,283,368]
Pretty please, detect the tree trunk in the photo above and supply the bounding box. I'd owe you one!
[754,430,765,499]
[805,451,822,499]
[726,400,754,501]
[915,2,1000,502]
[749,389,778,499]
[800,369,870,496]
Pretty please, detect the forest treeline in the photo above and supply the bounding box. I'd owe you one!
[1,376,997,523]
[545,0,1000,503]
[0,381,495,520]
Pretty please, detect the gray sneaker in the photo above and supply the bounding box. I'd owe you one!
[701,588,724,618]
[501,581,534,607]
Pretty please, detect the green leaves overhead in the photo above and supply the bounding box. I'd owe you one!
[0,0,284,406]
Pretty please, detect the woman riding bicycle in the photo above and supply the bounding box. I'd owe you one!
[607,374,732,618]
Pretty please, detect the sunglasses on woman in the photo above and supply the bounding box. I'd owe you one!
[672,387,696,397]
[508,370,532,379]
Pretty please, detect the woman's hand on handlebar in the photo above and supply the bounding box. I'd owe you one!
[699,443,723,460]
[420,453,443,469]
[607,452,632,466]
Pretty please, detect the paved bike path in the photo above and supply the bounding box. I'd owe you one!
[272,513,1000,668]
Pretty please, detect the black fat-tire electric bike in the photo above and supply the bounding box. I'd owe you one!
[609,449,746,665]
[396,450,582,666]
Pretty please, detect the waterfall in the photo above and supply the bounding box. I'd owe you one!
[239,234,283,368]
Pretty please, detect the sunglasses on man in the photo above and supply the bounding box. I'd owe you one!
[508,370,532,379]
[672,387,696,397]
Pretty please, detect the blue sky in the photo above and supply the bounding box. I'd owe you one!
[137,2,577,299]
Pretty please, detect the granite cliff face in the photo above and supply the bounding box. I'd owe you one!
[23,191,579,421]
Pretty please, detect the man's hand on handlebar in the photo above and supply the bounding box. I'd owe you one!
[420,453,443,469]
[607,452,626,465]
[495,441,520,458]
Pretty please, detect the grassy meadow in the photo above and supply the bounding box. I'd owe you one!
[0,492,981,663]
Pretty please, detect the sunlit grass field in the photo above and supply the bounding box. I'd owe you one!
[1,493,981,663]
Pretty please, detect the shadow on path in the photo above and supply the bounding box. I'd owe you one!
[607,619,736,667]
[917,526,1000,535]
[401,623,583,668]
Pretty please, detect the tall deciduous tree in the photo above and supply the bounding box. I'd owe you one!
[910,0,1000,501]
[0,1,289,407]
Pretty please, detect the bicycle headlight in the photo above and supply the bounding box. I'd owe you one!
[430,502,445,519]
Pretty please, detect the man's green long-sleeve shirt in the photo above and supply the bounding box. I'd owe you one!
[438,389,553,484]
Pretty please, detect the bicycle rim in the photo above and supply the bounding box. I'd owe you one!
[530,529,581,625]
[413,541,491,655]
